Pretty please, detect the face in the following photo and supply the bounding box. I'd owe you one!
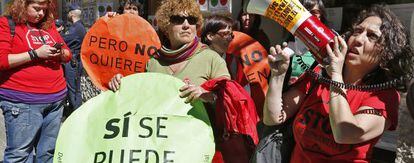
[208,26,234,54]
[241,13,255,31]
[123,4,139,15]
[309,5,321,20]
[67,11,74,22]
[27,1,48,24]
[166,11,198,49]
[346,16,383,71]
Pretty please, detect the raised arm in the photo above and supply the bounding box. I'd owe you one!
[263,45,306,125]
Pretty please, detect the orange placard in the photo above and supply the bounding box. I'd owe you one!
[226,31,270,118]
[81,14,161,91]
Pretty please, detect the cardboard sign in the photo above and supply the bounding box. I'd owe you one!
[226,31,270,117]
[81,14,161,90]
[54,73,215,163]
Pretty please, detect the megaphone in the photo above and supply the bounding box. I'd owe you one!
[244,0,336,64]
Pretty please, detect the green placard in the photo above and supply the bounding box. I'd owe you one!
[54,73,215,163]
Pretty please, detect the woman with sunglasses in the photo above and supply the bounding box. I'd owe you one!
[109,0,230,103]
[264,5,413,162]
[0,0,72,162]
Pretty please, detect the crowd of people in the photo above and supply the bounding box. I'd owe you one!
[0,0,413,162]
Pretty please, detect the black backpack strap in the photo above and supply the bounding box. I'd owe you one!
[6,15,15,38]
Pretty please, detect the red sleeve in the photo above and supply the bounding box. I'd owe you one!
[361,89,399,130]
[0,17,12,70]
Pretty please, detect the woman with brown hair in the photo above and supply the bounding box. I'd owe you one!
[265,5,413,162]
[0,0,71,162]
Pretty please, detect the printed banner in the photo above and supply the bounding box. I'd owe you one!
[54,73,215,163]
[226,31,270,117]
[81,14,161,90]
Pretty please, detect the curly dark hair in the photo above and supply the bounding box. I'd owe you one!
[5,0,55,30]
[344,5,414,91]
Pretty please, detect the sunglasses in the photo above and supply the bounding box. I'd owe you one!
[216,31,234,40]
[170,15,198,25]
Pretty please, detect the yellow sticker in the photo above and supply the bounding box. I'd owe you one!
[265,0,310,32]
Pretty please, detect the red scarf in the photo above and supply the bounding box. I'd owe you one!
[154,37,200,64]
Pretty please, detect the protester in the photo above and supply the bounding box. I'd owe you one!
[108,0,229,106]
[109,2,264,160]
[107,0,142,17]
[120,0,142,16]
[63,4,86,110]
[0,0,72,162]
[264,5,412,162]
[237,11,270,50]
[201,15,234,56]
[285,0,327,85]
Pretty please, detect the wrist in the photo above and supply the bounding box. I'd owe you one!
[270,71,286,79]
[28,50,39,60]
[330,73,343,82]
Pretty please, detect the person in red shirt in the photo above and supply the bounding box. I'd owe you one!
[264,5,413,163]
[0,0,71,162]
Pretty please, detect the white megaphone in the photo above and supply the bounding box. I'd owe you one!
[244,0,336,64]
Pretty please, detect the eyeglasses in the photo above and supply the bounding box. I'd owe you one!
[170,15,198,25]
[216,31,234,40]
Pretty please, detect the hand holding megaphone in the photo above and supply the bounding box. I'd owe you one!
[244,0,337,64]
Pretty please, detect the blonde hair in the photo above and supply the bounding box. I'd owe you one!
[155,0,203,33]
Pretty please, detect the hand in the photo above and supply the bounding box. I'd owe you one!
[58,49,71,62]
[179,80,214,103]
[108,73,124,91]
[268,44,291,76]
[325,36,347,78]
[35,44,60,59]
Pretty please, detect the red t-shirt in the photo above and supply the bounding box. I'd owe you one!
[0,17,71,93]
[290,72,399,163]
